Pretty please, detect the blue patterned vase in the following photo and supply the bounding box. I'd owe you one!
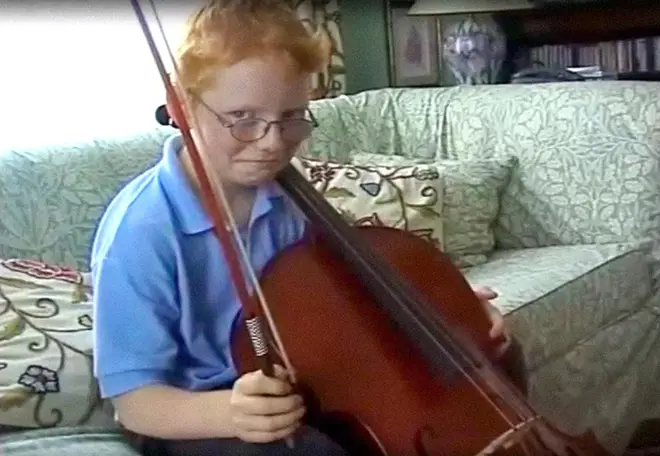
[440,14,507,85]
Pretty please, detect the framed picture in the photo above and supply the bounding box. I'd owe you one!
[388,7,439,87]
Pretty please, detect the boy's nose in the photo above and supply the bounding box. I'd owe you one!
[257,123,286,153]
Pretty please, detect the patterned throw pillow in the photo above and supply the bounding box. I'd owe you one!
[0,259,111,429]
[292,157,446,248]
[349,153,517,267]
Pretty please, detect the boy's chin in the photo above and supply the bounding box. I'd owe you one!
[235,167,282,187]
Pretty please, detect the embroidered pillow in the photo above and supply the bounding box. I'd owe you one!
[291,157,446,248]
[0,259,112,429]
[349,153,517,267]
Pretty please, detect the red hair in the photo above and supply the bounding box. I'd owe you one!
[175,0,329,96]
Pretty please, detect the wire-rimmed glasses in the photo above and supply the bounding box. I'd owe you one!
[195,96,318,143]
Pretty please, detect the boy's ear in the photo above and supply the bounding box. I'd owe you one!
[155,104,173,127]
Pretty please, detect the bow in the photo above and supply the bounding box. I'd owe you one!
[129,0,295,383]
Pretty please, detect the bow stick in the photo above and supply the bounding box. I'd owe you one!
[129,0,298,396]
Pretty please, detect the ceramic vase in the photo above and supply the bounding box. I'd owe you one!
[439,14,507,85]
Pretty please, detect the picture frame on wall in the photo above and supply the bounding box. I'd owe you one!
[388,7,439,87]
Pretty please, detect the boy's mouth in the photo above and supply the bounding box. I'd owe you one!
[239,158,281,164]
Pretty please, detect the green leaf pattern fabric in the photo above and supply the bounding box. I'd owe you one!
[1,427,138,456]
[0,128,171,270]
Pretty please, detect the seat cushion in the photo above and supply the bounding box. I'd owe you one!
[464,243,652,371]
[0,427,137,456]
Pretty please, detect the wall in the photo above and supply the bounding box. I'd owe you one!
[338,0,392,94]
[296,0,394,96]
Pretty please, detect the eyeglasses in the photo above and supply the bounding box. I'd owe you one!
[194,95,318,143]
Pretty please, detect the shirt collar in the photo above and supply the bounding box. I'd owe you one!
[157,133,284,235]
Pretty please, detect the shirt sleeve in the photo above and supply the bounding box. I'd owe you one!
[91,222,180,399]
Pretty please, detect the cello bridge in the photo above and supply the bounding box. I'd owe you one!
[475,416,541,455]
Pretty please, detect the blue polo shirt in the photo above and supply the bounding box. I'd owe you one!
[91,133,306,399]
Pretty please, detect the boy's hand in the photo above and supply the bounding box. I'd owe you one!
[229,365,305,443]
[473,285,512,357]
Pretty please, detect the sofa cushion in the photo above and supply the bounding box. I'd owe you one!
[0,259,112,429]
[292,157,446,248]
[464,243,652,371]
[0,426,137,456]
[348,153,517,267]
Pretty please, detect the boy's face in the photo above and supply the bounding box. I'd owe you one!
[191,54,314,190]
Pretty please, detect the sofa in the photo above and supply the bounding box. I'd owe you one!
[1,80,659,455]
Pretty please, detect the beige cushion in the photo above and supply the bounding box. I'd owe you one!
[292,156,446,249]
[300,153,517,267]
[0,258,111,428]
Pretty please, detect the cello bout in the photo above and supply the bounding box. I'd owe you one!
[231,329,389,455]
[231,226,537,455]
[308,410,390,456]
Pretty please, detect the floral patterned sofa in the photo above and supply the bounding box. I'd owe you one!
[1,80,660,455]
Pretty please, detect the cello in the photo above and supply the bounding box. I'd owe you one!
[130,1,613,455]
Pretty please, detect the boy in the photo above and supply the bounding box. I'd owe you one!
[91,1,512,455]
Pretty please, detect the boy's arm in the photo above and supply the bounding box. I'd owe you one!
[113,385,237,440]
[92,225,237,440]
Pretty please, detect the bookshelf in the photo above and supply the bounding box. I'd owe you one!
[497,1,660,80]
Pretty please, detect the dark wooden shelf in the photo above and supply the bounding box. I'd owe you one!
[617,71,660,81]
[499,2,660,47]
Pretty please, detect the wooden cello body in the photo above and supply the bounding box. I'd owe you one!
[232,168,610,456]
[234,225,514,455]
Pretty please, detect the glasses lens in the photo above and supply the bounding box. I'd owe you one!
[281,119,313,142]
[230,118,314,142]
[231,119,268,142]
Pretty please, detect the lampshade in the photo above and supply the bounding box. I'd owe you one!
[408,0,534,15]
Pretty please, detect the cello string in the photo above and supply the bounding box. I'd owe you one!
[144,0,298,380]
[280,173,524,430]
[286,129,573,454]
